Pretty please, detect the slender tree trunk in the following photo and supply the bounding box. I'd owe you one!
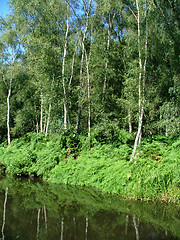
[130,0,148,161]
[62,5,69,130]
[103,14,110,96]
[85,50,91,137]
[128,109,133,137]
[103,13,115,98]
[73,108,81,137]
[45,103,51,137]
[40,91,43,133]
[74,0,91,136]
[131,109,144,160]
[69,48,76,87]
[74,37,86,135]
[43,115,47,133]
[36,122,39,133]
[7,80,12,145]
[34,105,39,133]
[1,187,8,240]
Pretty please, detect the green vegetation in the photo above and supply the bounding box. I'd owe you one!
[0,0,179,205]
[0,132,179,203]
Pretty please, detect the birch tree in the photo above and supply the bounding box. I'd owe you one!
[130,0,149,160]
[103,12,116,99]
[62,3,70,130]
[0,16,21,145]
[74,0,92,136]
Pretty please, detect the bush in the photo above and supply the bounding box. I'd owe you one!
[91,121,132,146]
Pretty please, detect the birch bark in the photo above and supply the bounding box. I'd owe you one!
[40,91,43,133]
[74,0,92,136]
[7,80,12,145]
[130,0,148,161]
[5,52,18,145]
[85,50,91,137]
[62,4,69,130]
[103,13,115,97]
[45,103,51,137]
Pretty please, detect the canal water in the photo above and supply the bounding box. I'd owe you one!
[0,176,179,240]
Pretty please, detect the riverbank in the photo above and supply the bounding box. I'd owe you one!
[0,132,179,203]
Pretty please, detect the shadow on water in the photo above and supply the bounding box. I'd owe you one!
[0,175,179,240]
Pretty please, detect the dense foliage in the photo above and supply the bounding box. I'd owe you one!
[0,0,179,143]
[0,133,179,202]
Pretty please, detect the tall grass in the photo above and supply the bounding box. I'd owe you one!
[48,141,180,203]
[0,132,179,203]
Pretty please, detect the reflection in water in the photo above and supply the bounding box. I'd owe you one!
[37,208,41,239]
[44,205,47,230]
[85,217,88,240]
[0,176,179,240]
[125,215,129,235]
[1,187,8,240]
[133,215,140,240]
[61,217,64,240]
[37,206,48,239]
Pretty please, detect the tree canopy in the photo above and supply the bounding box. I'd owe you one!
[0,0,179,155]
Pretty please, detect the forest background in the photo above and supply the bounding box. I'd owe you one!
[0,0,179,202]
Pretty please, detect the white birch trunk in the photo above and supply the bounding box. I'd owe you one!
[69,48,76,87]
[130,0,148,161]
[45,103,51,137]
[85,50,91,137]
[62,5,69,130]
[128,109,133,137]
[7,80,12,145]
[74,38,86,136]
[43,115,47,133]
[74,0,91,136]
[40,91,43,133]
[103,13,115,96]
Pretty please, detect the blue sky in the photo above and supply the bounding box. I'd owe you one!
[0,0,10,17]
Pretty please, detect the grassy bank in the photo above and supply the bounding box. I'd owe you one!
[0,132,179,203]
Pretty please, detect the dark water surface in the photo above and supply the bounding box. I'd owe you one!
[0,176,179,240]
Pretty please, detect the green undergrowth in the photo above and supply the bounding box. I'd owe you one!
[49,140,180,203]
[0,132,179,203]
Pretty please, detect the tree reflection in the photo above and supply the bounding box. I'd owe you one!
[37,208,41,239]
[43,205,47,230]
[1,187,8,240]
[125,215,129,235]
[133,215,140,240]
[61,217,64,240]
[85,217,88,240]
